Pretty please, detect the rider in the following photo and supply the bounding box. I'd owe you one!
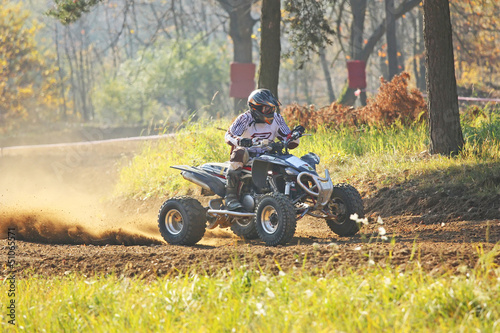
[224,88,304,210]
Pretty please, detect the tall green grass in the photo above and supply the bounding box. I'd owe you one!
[117,121,230,199]
[117,112,500,199]
[2,248,499,332]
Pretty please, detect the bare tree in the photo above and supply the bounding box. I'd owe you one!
[337,0,420,106]
[49,0,231,121]
[216,0,257,110]
[319,47,336,103]
[385,0,398,80]
[216,0,256,63]
[409,8,426,91]
[54,23,68,120]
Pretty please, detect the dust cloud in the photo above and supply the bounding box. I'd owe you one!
[0,141,165,245]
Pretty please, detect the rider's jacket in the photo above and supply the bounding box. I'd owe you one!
[225,111,299,154]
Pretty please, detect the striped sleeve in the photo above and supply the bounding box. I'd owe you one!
[225,112,252,147]
[275,114,299,149]
[275,113,292,141]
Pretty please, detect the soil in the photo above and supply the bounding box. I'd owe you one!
[0,137,498,279]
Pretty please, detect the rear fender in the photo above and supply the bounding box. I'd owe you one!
[171,165,226,197]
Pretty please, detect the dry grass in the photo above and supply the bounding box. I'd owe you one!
[282,72,427,129]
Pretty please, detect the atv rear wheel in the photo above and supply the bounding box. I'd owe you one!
[158,196,206,245]
[325,184,364,237]
[255,193,297,246]
[231,218,259,240]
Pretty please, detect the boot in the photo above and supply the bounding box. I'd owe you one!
[225,169,243,211]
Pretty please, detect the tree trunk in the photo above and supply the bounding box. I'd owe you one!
[63,27,77,120]
[423,0,464,155]
[417,8,426,91]
[54,23,68,120]
[338,0,366,106]
[217,0,257,112]
[258,0,280,98]
[350,0,367,60]
[227,4,254,63]
[385,0,398,80]
[338,0,421,106]
[320,47,336,103]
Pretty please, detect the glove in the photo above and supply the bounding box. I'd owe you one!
[239,138,253,147]
[293,125,305,134]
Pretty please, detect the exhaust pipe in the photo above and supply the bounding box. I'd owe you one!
[207,209,256,218]
[207,198,255,217]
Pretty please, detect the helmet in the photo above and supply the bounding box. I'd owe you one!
[247,89,281,124]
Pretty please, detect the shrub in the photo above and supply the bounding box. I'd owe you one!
[282,72,427,129]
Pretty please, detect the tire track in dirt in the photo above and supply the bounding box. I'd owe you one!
[0,210,162,245]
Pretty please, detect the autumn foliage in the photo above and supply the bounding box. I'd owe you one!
[450,0,500,87]
[0,0,62,132]
[282,72,427,129]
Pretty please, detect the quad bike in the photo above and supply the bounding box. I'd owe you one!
[158,126,364,246]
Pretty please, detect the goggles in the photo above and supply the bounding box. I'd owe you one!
[261,105,275,114]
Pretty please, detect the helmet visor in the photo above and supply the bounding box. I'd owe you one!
[262,105,275,114]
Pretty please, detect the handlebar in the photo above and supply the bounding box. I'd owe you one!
[247,128,309,155]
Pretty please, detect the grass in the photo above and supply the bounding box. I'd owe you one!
[116,120,230,199]
[2,110,499,332]
[72,109,499,332]
[117,111,500,199]
[1,248,499,332]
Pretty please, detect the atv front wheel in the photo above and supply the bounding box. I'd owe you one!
[255,193,297,246]
[325,184,364,237]
[158,196,206,245]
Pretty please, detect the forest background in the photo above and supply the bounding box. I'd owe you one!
[0,0,499,144]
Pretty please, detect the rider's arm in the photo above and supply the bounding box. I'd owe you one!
[274,114,300,149]
[225,113,253,148]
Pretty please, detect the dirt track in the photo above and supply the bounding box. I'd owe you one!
[0,138,499,279]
